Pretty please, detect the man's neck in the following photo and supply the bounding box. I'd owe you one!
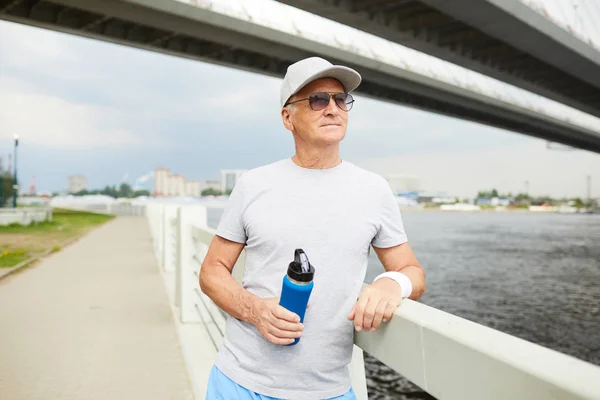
[292,147,341,170]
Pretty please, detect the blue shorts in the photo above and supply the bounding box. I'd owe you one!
[205,365,357,400]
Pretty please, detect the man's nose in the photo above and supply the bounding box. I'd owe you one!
[323,96,339,116]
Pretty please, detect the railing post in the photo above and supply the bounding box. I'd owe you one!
[162,204,174,271]
[349,345,368,400]
[147,203,159,259]
[178,204,208,323]
[162,205,167,269]
[156,203,165,265]
[162,204,180,273]
[152,203,160,254]
[174,207,182,308]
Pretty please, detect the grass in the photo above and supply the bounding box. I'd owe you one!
[0,250,28,268]
[0,208,115,268]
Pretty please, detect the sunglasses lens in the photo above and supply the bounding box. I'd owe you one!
[334,93,353,111]
[309,93,330,110]
[307,92,354,111]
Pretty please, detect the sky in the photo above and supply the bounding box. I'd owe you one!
[0,14,599,199]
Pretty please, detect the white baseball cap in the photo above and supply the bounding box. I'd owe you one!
[280,57,362,108]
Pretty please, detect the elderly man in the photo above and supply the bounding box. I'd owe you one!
[200,57,426,399]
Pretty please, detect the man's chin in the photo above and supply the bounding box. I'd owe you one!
[317,134,345,144]
[317,128,345,142]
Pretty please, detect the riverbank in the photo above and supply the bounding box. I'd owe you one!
[398,206,599,214]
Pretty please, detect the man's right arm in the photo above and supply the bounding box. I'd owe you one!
[199,235,260,322]
[199,235,304,345]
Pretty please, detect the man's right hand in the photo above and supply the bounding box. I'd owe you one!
[251,297,304,345]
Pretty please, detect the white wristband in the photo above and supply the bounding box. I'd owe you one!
[373,271,413,299]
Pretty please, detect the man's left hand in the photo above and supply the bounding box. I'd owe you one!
[347,278,402,332]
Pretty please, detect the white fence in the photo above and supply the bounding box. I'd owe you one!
[0,207,52,226]
[147,202,600,400]
[53,202,146,216]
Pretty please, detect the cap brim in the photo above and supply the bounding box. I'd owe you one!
[289,65,362,101]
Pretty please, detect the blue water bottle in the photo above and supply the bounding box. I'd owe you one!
[279,249,315,345]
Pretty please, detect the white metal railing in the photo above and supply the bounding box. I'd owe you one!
[146,202,600,400]
[0,207,52,226]
[50,202,146,216]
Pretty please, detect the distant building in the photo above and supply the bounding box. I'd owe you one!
[204,180,221,192]
[185,180,201,197]
[154,168,201,197]
[153,168,170,196]
[386,174,420,193]
[68,175,87,193]
[417,192,455,204]
[394,190,420,201]
[477,197,511,207]
[170,174,186,197]
[221,169,247,192]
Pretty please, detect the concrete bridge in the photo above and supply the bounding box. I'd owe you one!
[2,0,600,152]
[276,0,600,119]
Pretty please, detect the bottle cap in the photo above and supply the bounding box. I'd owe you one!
[287,249,315,282]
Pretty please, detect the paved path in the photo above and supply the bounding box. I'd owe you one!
[0,217,194,400]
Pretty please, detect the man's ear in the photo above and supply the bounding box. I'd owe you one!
[281,107,294,132]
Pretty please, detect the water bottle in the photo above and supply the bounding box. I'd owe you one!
[279,249,315,345]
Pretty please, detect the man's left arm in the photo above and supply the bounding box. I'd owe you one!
[348,242,425,332]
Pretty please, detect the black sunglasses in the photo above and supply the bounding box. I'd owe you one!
[285,92,355,112]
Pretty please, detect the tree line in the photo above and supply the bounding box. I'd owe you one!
[68,184,232,198]
[0,171,14,207]
[70,183,149,198]
[201,188,232,196]
[476,188,591,207]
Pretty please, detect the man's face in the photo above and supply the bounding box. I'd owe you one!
[282,78,349,146]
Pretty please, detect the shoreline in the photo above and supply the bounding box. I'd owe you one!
[398,207,599,214]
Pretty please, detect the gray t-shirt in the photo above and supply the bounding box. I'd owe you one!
[214,158,407,399]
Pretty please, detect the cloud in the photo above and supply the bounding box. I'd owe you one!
[355,141,600,198]
[0,21,100,81]
[0,20,282,128]
[0,77,159,149]
[342,94,523,161]
[0,18,598,197]
[148,77,283,125]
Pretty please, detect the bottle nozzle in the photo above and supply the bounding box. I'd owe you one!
[291,249,314,280]
[298,252,309,273]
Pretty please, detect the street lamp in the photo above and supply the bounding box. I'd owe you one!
[12,134,19,208]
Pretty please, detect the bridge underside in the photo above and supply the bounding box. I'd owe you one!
[277,0,600,119]
[2,0,600,153]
